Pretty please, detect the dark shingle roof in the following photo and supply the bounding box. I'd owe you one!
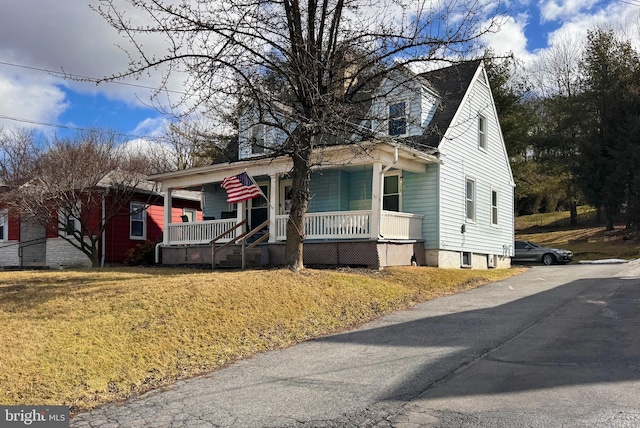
[407,60,481,150]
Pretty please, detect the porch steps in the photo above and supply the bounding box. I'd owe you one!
[217,246,262,268]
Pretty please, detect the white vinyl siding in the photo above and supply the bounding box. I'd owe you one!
[437,65,514,258]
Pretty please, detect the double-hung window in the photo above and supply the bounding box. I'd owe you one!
[466,178,476,222]
[250,124,266,154]
[130,202,147,240]
[383,173,401,212]
[60,204,80,237]
[491,189,499,226]
[478,114,487,150]
[388,102,407,136]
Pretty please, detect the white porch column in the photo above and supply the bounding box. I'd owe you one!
[269,174,278,242]
[371,162,382,239]
[163,187,172,245]
[237,201,246,234]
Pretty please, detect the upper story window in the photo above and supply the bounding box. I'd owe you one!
[130,202,147,240]
[383,173,401,212]
[491,189,499,226]
[388,102,407,136]
[250,124,266,154]
[466,178,476,222]
[478,114,487,150]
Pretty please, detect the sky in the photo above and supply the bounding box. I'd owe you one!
[0,0,639,143]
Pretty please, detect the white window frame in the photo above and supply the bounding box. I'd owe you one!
[491,188,499,226]
[478,114,487,150]
[182,208,197,222]
[382,171,402,212]
[465,178,476,223]
[130,202,147,240]
[59,203,80,237]
[0,209,7,241]
[250,123,267,154]
[387,101,408,137]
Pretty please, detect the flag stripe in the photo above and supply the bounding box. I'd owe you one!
[221,172,263,203]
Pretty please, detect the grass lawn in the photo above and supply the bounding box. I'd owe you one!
[0,266,523,414]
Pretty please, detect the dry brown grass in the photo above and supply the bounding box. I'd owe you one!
[0,266,522,413]
[515,207,640,261]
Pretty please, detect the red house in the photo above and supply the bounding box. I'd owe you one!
[0,186,201,269]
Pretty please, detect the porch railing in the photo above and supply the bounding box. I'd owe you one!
[167,210,424,245]
[380,211,424,240]
[275,210,423,241]
[167,219,238,245]
[276,210,372,240]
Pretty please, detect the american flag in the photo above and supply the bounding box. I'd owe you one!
[221,172,263,203]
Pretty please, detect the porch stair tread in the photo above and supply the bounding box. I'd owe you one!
[215,245,262,268]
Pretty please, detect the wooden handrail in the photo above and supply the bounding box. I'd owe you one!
[211,219,270,269]
[241,219,270,269]
[209,220,246,245]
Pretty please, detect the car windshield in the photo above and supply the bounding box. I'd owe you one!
[527,242,541,248]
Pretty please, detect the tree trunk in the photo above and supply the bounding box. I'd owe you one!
[569,201,578,226]
[285,145,311,272]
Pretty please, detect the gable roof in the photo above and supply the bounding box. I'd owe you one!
[411,60,482,149]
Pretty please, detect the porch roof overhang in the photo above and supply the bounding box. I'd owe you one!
[148,141,440,190]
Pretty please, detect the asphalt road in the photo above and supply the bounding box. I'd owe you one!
[71,263,640,427]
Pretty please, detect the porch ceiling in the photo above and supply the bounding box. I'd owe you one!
[149,142,439,189]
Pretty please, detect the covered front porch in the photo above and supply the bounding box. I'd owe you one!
[151,143,439,268]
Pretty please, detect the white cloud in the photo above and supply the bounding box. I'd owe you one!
[481,14,533,61]
[132,117,170,139]
[0,72,68,132]
[540,0,602,22]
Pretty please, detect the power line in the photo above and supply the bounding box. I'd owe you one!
[617,0,640,7]
[0,114,156,140]
[0,60,188,96]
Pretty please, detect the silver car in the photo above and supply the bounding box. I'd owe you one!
[513,240,573,265]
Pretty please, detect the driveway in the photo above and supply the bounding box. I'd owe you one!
[71,263,640,427]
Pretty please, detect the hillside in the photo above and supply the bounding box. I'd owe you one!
[515,207,640,262]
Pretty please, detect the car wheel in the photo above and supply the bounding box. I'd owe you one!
[542,253,555,265]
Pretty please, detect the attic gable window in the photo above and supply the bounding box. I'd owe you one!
[478,114,487,150]
[388,102,407,136]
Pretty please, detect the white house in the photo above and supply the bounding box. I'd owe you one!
[149,60,515,269]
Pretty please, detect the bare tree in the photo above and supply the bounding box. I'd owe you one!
[0,127,43,188]
[95,0,506,270]
[159,120,226,170]
[9,130,154,267]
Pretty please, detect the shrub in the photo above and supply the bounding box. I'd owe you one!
[124,240,159,266]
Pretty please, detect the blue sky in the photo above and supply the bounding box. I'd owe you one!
[0,0,639,142]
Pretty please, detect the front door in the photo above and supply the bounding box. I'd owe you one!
[247,184,269,231]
